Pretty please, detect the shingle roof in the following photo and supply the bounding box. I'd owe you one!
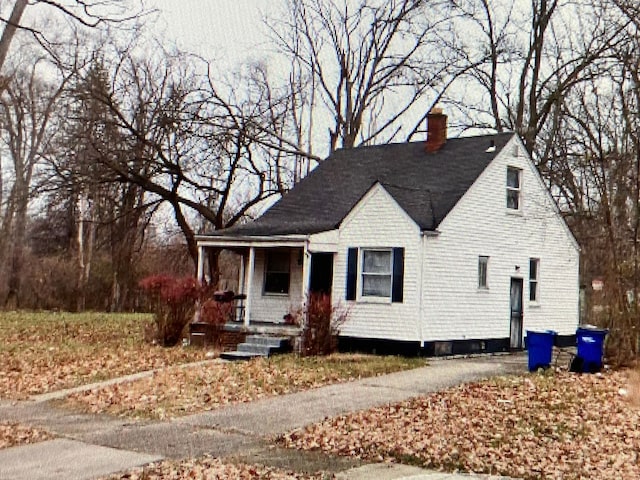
[217,132,516,236]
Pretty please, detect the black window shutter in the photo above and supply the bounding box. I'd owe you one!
[392,247,404,303]
[346,248,357,300]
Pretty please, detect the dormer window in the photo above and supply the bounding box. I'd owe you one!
[506,167,521,210]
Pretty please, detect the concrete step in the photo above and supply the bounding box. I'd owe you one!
[237,343,273,355]
[244,335,289,348]
[220,351,266,361]
[221,335,292,360]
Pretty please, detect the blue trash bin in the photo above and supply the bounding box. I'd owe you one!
[526,330,557,371]
[576,327,608,373]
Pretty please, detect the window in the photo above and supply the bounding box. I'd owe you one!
[346,247,404,302]
[478,256,489,289]
[264,250,290,294]
[361,249,392,297]
[529,258,539,302]
[506,167,521,210]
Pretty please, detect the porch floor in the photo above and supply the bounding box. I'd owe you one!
[223,321,301,337]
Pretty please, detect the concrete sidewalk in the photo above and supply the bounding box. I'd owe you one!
[0,354,526,480]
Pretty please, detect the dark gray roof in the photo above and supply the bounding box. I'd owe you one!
[217,132,516,236]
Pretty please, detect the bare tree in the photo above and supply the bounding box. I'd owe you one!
[544,41,640,362]
[448,0,628,157]
[269,0,464,154]
[0,58,71,308]
[0,0,146,74]
[62,49,298,278]
[45,57,151,311]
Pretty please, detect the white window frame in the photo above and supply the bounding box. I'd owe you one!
[263,250,291,296]
[506,166,522,211]
[478,256,489,289]
[529,258,540,302]
[359,248,393,300]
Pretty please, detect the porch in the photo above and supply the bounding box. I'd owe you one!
[195,234,335,327]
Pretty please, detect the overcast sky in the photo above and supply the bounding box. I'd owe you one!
[151,0,276,65]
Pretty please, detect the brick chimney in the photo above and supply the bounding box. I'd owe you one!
[425,107,447,152]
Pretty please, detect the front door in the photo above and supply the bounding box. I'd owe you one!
[510,278,524,349]
[309,253,334,297]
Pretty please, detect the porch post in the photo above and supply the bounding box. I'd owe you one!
[238,252,246,294]
[244,246,255,327]
[196,245,205,283]
[237,252,246,322]
[301,243,310,306]
[194,245,205,323]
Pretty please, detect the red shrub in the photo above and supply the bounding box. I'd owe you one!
[299,293,349,356]
[198,299,233,348]
[139,275,203,347]
[200,299,233,325]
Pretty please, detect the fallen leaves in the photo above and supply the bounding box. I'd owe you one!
[0,312,206,399]
[66,354,424,419]
[0,422,52,450]
[278,370,640,480]
[100,455,330,479]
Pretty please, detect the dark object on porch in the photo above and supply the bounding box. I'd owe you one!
[220,335,292,361]
[209,290,246,323]
[213,290,235,302]
[525,330,556,371]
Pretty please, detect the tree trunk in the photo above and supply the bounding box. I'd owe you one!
[4,185,28,309]
[0,0,28,74]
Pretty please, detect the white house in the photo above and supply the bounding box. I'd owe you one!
[195,110,580,355]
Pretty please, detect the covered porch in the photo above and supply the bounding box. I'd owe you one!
[195,234,334,330]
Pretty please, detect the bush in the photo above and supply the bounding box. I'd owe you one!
[198,299,233,348]
[139,275,201,347]
[299,293,349,356]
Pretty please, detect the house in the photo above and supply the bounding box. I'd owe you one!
[195,109,580,355]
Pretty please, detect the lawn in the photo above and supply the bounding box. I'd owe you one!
[0,312,206,399]
[278,369,640,480]
[0,423,52,450]
[66,354,426,419]
[100,456,329,480]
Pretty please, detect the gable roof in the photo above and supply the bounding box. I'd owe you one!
[218,132,516,236]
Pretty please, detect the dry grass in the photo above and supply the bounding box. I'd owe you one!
[0,312,207,399]
[100,456,331,479]
[0,423,52,450]
[66,353,425,419]
[279,369,640,480]
[626,368,640,407]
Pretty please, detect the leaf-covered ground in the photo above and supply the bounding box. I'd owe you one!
[278,370,640,480]
[0,312,206,399]
[0,423,52,450]
[66,354,425,419]
[101,456,331,480]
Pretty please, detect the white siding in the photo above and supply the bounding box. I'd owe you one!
[309,230,339,253]
[421,137,579,341]
[247,248,304,323]
[335,184,422,341]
